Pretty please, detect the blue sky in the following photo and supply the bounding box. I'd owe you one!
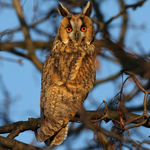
[0,0,150,149]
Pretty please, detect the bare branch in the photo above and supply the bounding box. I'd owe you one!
[12,0,43,71]
[118,0,128,43]
[12,0,31,42]
[124,71,150,116]
[0,118,40,136]
[1,41,50,51]
[94,72,121,87]
[0,136,43,150]
[105,0,147,25]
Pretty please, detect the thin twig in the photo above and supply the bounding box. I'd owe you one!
[105,0,147,25]
[124,71,150,117]
[94,72,121,86]
[124,119,147,131]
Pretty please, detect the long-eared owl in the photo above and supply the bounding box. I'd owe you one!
[36,1,96,146]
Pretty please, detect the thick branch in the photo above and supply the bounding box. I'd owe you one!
[0,118,40,135]
[0,109,149,149]
[1,109,149,137]
[0,136,43,150]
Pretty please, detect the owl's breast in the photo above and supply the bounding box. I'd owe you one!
[67,53,96,95]
[47,44,95,95]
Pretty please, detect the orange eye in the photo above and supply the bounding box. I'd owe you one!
[66,27,72,33]
[81,26,87,32]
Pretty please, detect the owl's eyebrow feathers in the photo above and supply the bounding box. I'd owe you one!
[81,23,86,28]
[79,17,89,28]
[79,16,84,21]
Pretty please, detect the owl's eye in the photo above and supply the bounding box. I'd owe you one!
[66,27,72,33]
[81,26,87,32]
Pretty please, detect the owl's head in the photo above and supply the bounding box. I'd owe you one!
[57,1,95,46]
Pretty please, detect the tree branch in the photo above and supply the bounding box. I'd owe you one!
[1,41,50,51]
[94,72,121,87]
[1,109,149,137]
[0,136,43,150]
[105,0,147,25]
[12,0,43,71]
[0,118,40,135]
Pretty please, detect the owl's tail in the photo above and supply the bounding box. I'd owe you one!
[36,115,68,146]
[44,124,68,146]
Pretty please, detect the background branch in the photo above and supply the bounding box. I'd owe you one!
[0,136,43,150]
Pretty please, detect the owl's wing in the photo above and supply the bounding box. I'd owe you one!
[38,51,84,145]
[40,49,86,110]
[44,124,68,146]
[37,113,68,146]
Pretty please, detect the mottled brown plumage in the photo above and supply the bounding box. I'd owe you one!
[36,1,96,146]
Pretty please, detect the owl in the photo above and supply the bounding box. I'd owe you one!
[36,1,95,146]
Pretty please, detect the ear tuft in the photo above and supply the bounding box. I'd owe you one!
[58,3,70,17]
[83,1,93,16]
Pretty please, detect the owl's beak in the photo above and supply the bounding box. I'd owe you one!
[75,33,79,42]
